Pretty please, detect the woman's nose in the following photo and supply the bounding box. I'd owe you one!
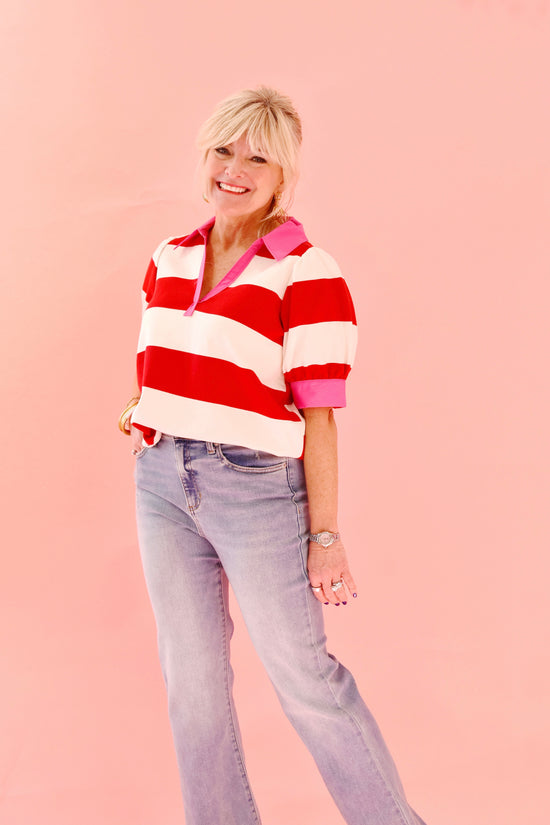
[225,156,244,176]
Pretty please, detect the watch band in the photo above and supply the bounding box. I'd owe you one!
[309,531,340,548]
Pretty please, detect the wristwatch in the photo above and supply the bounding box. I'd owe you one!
[309,531,340,548]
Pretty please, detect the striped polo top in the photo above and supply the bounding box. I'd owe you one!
[131,216,357,458]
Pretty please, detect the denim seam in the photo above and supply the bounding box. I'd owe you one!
[217,564,262,825]
[215,444,287,474]
[173,438,205,537]
[285,459,310,581]
[287,461,415,825]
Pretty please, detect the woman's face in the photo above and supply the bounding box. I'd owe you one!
[204,135,283,223]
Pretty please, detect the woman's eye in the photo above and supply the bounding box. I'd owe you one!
[251,156,267,164]
[214,146,229,155]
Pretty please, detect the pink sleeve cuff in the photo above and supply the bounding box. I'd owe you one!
[290,378,347,409]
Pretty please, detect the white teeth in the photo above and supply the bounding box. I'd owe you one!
[218,182,248,193]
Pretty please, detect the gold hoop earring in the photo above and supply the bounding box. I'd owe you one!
[202,193,209,203]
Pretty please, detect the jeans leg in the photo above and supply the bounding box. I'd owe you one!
[200,449,426,825]
[135,439,262,825]
[239,584,426,825]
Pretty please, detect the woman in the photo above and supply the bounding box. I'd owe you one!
[120,87,426,825]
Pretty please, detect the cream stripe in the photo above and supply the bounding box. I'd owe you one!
[225,256,293,298]
[156,244,204,279]
[137,307,285,391]
[152,237,178,267]
[291,247,343,283]
[282,321,358,372]
[133,389,305,458]
[153,244,345,291]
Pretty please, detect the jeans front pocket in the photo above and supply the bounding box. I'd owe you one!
[215,443,287,473]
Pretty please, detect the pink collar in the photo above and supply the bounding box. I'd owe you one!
[175,216,308,260]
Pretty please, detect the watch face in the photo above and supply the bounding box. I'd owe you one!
[319,532,332,546]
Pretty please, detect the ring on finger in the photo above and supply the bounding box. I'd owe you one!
[331,580,344,592]
[310,585,322,593]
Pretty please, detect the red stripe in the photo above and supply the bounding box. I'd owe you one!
[284,363,351,383]
[171,234,204,248]
[198,284,284,344]
[142,259,157,303]
[144,281,286,344]
[255,244,276,259]
[287,241,312,257]
[146,277,197,311]
[140,346,301,422]
[281,277,357,331]
[137,350,145,390]
[132,422,158,445]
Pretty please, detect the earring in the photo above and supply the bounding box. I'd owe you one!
[202,193,209,203]
[274,191,285,217]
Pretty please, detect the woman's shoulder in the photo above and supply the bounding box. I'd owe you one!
[271,217,342,276]
[148,232,201,270]
[150,219,214,261]
[149,235,179,263]
[288,240,343,282]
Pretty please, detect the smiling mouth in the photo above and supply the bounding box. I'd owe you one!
[217,181,249,194]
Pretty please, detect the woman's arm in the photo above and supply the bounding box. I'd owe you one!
[303,407,358,605]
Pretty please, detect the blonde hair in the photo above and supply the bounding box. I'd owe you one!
[197,86,302,235]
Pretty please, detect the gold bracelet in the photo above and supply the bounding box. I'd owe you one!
[118,396,140,435]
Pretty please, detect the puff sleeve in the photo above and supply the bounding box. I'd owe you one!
[281,246,358,409]
[140,236,176,312]
[136,237,176,395]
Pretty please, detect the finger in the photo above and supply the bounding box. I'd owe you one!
[341,569,358,600]
[309,581,325,603]
[330,577,346,605]
[332,574,351,605]
[322,574,341,605]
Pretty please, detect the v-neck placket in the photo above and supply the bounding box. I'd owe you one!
[183,235,264,317]
[175,216,308,317]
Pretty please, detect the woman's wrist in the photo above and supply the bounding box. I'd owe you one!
[309,530,341,549]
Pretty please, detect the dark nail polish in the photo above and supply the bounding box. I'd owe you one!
[342,601,347,605]
[324,602,329,605]
[352,593,358,598]
[335,603,340,606]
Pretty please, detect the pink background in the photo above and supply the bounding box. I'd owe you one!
[2,1,549,823]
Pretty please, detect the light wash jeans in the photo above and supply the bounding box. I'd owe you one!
[135,436,426,825]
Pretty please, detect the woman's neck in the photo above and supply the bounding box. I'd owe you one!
[209,211,263,252]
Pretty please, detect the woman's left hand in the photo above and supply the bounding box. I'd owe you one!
[307,539,357,605]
